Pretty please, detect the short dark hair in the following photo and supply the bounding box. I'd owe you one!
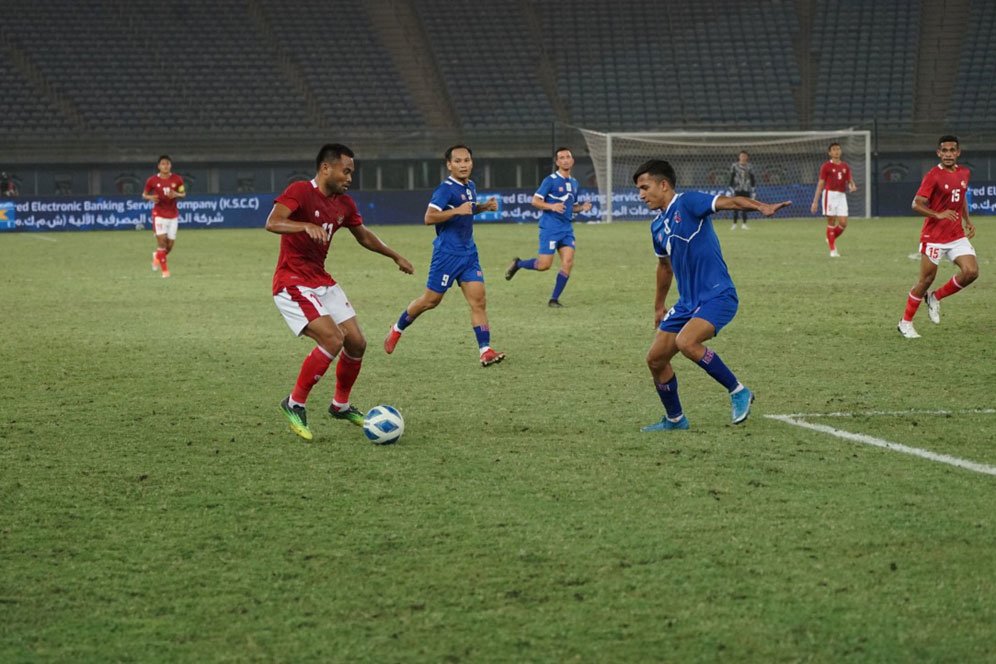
[554,146,573,158]
[632,159,676,188]
[445,144,472,162]
[739,150,749,157]
[938,134,959,147]
[827,142,841,152]
[157,155,171,164]
[316,143,355,171]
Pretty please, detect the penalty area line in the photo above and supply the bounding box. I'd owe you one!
[778,408,996,418]
[766,414,996,477]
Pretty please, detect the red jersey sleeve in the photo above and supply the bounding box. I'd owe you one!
[342,195,363,227]
[275,181,309,214]
[818,162,831,181]
[915,169,936,199]
[143,176,157,194]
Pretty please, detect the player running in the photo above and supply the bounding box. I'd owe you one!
[384,144,506,367]
[143,155,186,278]
[266,143,414,441]
[810,142,856,257]
[633,159,789,431]
[898,135,978,339]
[504,146,592,307]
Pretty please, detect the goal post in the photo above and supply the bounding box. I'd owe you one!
[577,129,872,222]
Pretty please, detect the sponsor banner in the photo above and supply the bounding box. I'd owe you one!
[4,183,990,233]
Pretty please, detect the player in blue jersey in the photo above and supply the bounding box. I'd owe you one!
[632,160,790,430]
[505,147,592,307]
[384,145,506,367]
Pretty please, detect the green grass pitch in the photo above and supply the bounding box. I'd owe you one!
[1,217,994,661]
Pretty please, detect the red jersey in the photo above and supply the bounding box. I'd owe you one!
[144,173,185,219]
[271,179,363,294]
[916,164,970,244]
[819,160,852,192]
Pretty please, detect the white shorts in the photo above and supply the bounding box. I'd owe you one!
[920,237,976,266]
[274,284,356,335]
[821,190,848,217]
[153,216,179,240]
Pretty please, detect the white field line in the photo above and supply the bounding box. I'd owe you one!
[25,234,57,242]
[777,408,996,418]
[766,413,996,477]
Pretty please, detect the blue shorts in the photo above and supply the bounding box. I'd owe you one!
[658,290,739,336]
[538,228,576,255]
[426,250,484,293]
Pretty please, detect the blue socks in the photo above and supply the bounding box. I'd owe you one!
[551,270,569,301]
[473,325,490,350]
[697,348,740,392]
[655,376,683,419]
[395,310,414,331]
[517,258,537,270]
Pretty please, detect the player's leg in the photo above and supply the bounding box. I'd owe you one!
[642,330,688,431]
[825,215,840,255]
[549,242,575,307]
[328,316,366,426]
[153,217,170,275]
[927,248,979,325]
[506,236,555,280]
[459,280,504,366]
[386,251,454,353]
[384,288,445,353]
[676,298,753,424]
[899,252,938,338]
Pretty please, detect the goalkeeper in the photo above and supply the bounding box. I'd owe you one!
[727,150,756,230]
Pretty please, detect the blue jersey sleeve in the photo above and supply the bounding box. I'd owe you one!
[651,217,668,257]
[534,174,554,199]
[684,191,719,219]
[428,184,452,211]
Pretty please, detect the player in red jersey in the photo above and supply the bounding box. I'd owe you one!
[810,142,857,257]
[898,135,978,339]
[143,155,186,278]
[266,143,414,441]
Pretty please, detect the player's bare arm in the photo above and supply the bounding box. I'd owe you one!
[347,225,415,274]
[265,202,329,244]
[424,201,474,225]
[654,256,673,328]
[473,198,499,214]
[142,190,158,203]
[847,179,857,193]
[962,198,975,239]
[716,196,791,217]
[911,195,959,222]
[810,179,825,213]
[531,195,566,213]
[574,201,592,213]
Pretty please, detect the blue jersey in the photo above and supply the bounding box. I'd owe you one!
[428,176,478,256]
[651,191,737,306]
[535,172,580,231]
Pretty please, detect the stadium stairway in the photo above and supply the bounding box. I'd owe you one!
[914,0,968,125]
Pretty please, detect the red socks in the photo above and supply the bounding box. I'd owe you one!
[826,225,845,250]
[291,346,335,404]
[932,276,963,301]
[333,352,363,405]
[156,248,168,272]
[902,291,922,322]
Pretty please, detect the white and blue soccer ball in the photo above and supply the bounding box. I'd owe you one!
[363,405,404,445]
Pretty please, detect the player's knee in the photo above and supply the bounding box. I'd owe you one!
[318,330,344,356]
[535,260,551,272]
[674,335,699,359]
[960,266,979,285]
[344,334,367,357]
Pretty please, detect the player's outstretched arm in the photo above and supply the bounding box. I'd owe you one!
[347,225,415,274]
[265,202,328,243]
[716,196,791,217]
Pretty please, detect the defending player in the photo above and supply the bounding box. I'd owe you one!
[267,143,414,441]
[633,159,790,431]
[810,142,856,257]
[384,144,506,367]
[143,155,186,277]
[898,135,978,339]
[504,146,592,307]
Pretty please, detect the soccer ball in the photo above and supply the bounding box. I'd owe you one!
[363,405,404,445]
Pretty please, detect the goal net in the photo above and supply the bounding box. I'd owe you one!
[577,129,871,222]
